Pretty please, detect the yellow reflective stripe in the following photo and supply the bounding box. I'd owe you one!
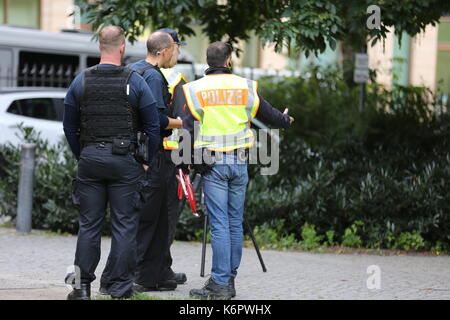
[195,136,255,152]
[194,129,254,149]
[182,83,202,121]
[161,68,174,95]
[163,126,180,150]
[199,127,249,142]
[168,74,182,95]
[161,69,185,95]
[250,80,260,118]
[163,139,179,150]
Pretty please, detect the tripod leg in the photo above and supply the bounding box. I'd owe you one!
[244,216,267,272]
[200,212,208,277]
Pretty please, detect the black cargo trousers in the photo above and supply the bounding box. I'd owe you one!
[73,143,145,298]
[99,148,180,288]
[162,149,182,279]
[134,148,176,287]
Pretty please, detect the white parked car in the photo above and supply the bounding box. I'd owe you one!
[0,87,67,146]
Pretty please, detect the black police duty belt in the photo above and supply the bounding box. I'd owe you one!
[83,141,137,152]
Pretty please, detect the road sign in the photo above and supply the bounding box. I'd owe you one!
[354,53,369,84]
[355,53,369,69]
[354,68,369,83]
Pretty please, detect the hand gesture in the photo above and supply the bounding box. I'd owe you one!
[283,108,294,124]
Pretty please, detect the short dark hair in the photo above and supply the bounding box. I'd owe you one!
[146,31,173,56]
[206,41,232,67]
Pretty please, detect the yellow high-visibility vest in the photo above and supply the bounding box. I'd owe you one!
[160,68,187,150]
[182,73,260,152]
[161,68,186,97]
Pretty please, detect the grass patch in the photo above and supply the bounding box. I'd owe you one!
[94,293,191,300]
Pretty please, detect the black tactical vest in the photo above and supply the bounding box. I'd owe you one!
[80,65,139,145]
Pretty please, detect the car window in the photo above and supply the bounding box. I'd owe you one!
[6,98,58,121]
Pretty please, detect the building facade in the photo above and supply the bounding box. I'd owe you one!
[0,0,74,32]
[1,1,449,95]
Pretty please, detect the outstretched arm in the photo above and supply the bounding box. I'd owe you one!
[254,94,294,129]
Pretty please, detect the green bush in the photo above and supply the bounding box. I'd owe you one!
[244,65,450,252]
[251,220,299,250]
[299,223,322,250]
[325,230,336,247]
[175,206,204,241]
[0,126,79,233]
[431,241,449,255]
[394,232,426,251]
[341,221,363,248]
[1,66,449,254]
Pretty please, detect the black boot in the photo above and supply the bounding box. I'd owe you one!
[133,279,177,292]
[189,278,232,300]
[165,268,187,284]
[111,287,138,300]
[172,272,187,285]
[67,283,91,300]
[99,282,110,295]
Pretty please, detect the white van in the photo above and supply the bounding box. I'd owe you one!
[0,25,196,88]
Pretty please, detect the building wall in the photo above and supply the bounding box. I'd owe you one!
[40,0,74,33]
[0,0,5,24]
[0,0,75,32]
[258,43,289,70]
[436,17,450,95]
[299,43,340,71]
[0,0,40,28]
[179,26,290,70]
[367,27,395,88]
[181,25,209,64]
[409,24,438,92]
[392,32,411,86]
[367,22,444,93]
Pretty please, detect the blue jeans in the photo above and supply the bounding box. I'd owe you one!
[202,154,249,286]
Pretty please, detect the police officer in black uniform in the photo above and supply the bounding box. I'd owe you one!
[98,30,183,294]
[128,31,183,292]
[157,28,189,286]
[63,26,160,300]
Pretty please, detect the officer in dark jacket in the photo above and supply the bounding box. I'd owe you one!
[181,42,294,300]
[99,30,183,293]
[128,31,183,292]
[157,28,189,287]
[63,26,160,300]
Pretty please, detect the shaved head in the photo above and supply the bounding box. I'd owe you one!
[99,25,125,54]
[146,31,173,56]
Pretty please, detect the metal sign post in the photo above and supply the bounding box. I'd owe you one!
[16,143,36,233]
[354,53,369,113]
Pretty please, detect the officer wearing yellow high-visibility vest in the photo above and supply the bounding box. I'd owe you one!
[160,68,186,151]
[182,41,294,300]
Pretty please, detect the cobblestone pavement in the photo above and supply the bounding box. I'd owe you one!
[0,227,449,300]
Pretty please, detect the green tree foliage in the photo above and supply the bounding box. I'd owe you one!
[78,0,450,56]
